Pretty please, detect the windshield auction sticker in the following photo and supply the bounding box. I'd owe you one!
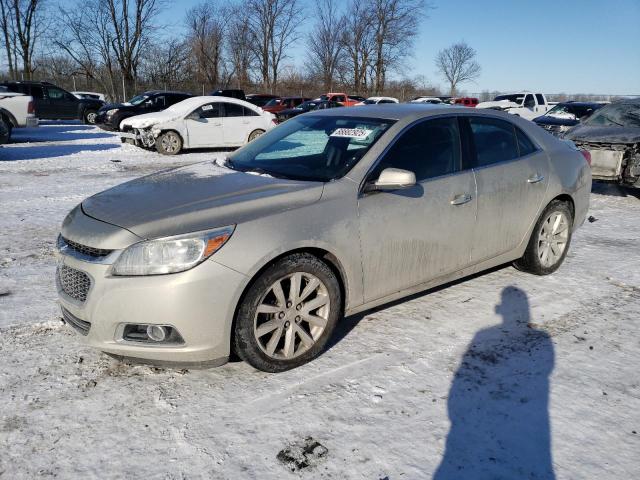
[330,128,372,139]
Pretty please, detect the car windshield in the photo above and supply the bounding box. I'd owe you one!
[546,104,576,117]
[363,99,378,104]
[265,98,282,107]
[227,116,395,181]
[128,94,150,106]
[583,102,640,128]
[494,94,524,104]
[297,101,318,110]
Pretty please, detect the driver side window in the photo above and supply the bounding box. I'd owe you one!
[371,117,461,182]
[193,103,222,119]
[46,87,67,100]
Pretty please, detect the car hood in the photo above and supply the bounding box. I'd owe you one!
[564,124,640,144]
[120,110,181,129]
[81,161,324,240]
[476,100,520,110]
[533,115,578,127]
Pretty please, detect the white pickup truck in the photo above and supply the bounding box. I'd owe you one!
[0,87,38,143]
[477,92,551,120]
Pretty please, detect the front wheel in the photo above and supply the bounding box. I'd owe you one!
[514,200,573,275]
[83,109,98,125]
[156,131,183,155]
[248,129,265,142]
[233,253,342,372]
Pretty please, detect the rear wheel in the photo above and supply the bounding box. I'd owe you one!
[248,129,265,142]
[233,253,342,372]
[156,131,183,155]
[514,200,573,275]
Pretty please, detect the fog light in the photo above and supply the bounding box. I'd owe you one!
[147,325,167,342]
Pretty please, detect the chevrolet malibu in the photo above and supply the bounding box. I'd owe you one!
[56,105,591,372]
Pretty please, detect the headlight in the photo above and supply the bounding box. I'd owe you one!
[111,226,234,276]
[106,108,119,117]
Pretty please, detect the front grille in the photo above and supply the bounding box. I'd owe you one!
[61,307,91,336]
[62,237,112,258]
[58,265,91,303]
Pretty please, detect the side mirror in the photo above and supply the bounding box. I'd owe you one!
[365,168,416,192]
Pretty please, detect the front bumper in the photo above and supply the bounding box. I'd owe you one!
[56,245,248,364]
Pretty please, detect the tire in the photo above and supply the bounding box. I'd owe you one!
[248,129,265,142]
[233,253,342,372]
[0,115,11,144]
[83,109,98,125]
[155,131,183,155]
[514,199,573,275]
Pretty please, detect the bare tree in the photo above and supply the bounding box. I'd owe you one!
[435,41,481,96]
[305,0,345,91]
[186,1,228,90]
[244,0,302,91]
[0,0,46,79]
[370,0,428,94]
[341,0,375,94]
[227,5,253,89]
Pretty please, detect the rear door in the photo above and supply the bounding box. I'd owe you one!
[464,116,550,263]
[221,102,250,145]
[357,116,477,302]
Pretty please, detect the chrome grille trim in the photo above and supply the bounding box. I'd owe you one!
[62,237,112,258]
[61,307,91,336]
[58,265,91,303]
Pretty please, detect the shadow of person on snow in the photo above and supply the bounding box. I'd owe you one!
[434,286,555,480]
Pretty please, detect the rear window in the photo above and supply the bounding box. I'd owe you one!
[535,94,546,105]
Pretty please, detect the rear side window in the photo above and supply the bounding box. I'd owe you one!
[516,128,537,157]
[523,94,536,108]
[224,103,244,117]
[153,95,166,107]
[535,94,546,105]
[166,95,187,106]
[46,87,67,100]
[469,117,519,167]
[30,85,44,99]
[243,106,259,116]
[373,117,461,181]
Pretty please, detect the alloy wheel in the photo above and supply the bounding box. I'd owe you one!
[537,210,569,268]
[253,272,330,360]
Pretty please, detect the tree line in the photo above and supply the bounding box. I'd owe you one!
[1,0,487,101]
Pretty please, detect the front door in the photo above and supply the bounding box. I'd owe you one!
[358,116,478,302]
[44,86,77,119]
[464,116,550,263]
[185,102,224,148]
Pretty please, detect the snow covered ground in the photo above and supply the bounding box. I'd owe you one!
[1,124,639,479]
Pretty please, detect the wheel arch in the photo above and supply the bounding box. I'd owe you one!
[550,193,575,219]
[229,247,349,348]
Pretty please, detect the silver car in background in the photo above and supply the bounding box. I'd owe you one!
[56,105,591,372]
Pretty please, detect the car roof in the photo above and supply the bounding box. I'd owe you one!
[304,103,463,120]
[559,101,604,107]
[142,90,192,96]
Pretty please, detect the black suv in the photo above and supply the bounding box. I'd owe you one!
[95,90,193,132]
[0,81,105,124]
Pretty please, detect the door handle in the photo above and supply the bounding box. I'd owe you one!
[450,193,472,206]
[527,174,544,184]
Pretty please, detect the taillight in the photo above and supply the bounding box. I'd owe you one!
[27,100,35,114]
[580,149,591,166]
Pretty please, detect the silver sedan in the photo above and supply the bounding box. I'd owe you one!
[56,105,591,372]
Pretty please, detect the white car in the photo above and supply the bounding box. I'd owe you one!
[0,87,38,143]
[477,92,551,120]
[120,96,276,155]
[356,96,399,105]
[410,96,444,104]
[72,91,107,101]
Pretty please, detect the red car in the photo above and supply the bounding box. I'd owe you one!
[262,96,310,114]
[321,92,359,107]
[453,97,479,107]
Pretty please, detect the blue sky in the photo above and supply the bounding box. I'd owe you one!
[159,0,640,95]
